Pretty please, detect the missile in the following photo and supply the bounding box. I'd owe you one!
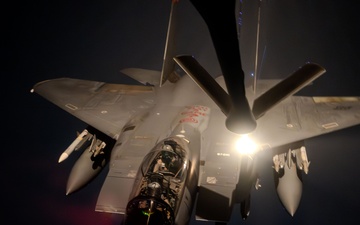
[273,155,280,172]
[87,136,106,157]
[74,133,93,151]
[273,153,285,173]
[299,146,310,174]
[58,129,88,163]
[93,141,106,157]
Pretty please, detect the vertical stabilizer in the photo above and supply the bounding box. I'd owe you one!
[160,1,179,86]
[253,0,262,95]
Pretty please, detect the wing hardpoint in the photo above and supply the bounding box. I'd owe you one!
[33,78,155,139]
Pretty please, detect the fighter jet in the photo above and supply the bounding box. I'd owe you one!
[31,1,360,224]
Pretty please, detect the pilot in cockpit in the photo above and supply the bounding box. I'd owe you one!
[153,156,168,173]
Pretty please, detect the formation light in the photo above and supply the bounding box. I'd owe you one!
[235,134,257,155]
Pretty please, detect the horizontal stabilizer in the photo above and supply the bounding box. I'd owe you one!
[174,55,232,115]
[120,68,161,86]
[252,63,326,119]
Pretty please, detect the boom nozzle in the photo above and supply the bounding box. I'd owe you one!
[225,98,256,134]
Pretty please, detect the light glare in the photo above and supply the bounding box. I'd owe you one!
[235,134,257,155]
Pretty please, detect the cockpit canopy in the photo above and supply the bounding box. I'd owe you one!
[146,141,185,178]
[125,137,190,225]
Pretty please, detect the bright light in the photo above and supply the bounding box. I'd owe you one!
[235,134,257,155]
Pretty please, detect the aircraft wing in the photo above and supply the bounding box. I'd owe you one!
[33,78,155,139]
[195,91,360,222]
[253,95,360,150]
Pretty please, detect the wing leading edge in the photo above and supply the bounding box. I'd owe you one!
[33,78,156,139]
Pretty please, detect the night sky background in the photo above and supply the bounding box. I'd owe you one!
[4,0,360,225]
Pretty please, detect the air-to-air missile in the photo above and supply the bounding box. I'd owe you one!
[58,129,89,163]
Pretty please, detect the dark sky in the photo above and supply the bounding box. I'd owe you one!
[4,0,360,225]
